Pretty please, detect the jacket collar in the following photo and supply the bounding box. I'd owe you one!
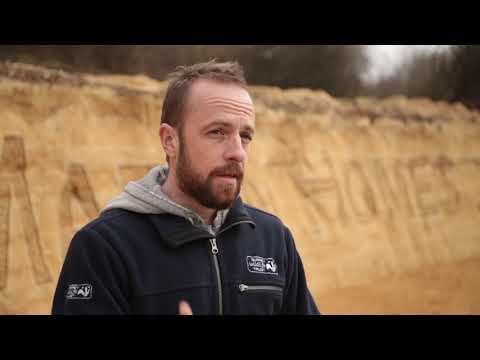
[147,197,256,248]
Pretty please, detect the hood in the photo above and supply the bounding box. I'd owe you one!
[101,165,229,234]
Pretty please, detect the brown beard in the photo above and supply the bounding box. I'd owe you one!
[176,133,243,210]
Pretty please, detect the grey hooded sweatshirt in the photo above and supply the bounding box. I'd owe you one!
[102,165,230,235]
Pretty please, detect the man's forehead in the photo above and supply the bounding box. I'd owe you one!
[188,79,254,109]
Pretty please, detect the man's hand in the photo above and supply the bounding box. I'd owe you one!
[179,300,193,315]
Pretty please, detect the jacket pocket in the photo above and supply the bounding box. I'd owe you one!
[238,283,283,297]
[232,281,284,314]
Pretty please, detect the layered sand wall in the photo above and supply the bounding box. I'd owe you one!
[1,62,479,314]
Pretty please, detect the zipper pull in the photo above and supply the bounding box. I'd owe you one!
[239,284,249,292]
[209,238,219,255]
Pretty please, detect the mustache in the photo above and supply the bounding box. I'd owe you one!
[210,163,244,178]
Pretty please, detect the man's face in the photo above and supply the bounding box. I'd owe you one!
[174,79,255,210]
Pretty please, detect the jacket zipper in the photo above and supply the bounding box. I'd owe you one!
[209,238,223,315]
[209,220,255,315]
[238,284,283,295]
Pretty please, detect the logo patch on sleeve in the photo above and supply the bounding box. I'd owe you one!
[66,284,93,300]
[246,256,278,275]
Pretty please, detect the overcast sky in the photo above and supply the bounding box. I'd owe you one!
[361,45,453,85]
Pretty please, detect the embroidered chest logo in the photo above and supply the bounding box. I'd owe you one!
[246,256,278,275]
[66,284,93,300]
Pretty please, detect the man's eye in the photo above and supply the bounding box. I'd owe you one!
[241,133,253,143]
[209,129,224,136]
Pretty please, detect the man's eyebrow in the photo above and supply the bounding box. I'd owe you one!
[242,125,255,135]
[203,121,255,135]
[203,121,233,130]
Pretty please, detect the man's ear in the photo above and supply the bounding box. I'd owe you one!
[159,123,179,160]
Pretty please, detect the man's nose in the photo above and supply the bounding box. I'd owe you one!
[225,134,247,163]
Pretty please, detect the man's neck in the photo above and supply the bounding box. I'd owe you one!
[161,175,217,225]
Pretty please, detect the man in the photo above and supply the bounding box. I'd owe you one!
[52,60,320,315]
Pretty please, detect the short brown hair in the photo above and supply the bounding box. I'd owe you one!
[160,59,247,130]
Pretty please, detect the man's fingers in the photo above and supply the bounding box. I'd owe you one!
[179,300,193,315]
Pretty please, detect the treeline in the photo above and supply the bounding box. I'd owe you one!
[0,45,478,108]
[363,45,480,108]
